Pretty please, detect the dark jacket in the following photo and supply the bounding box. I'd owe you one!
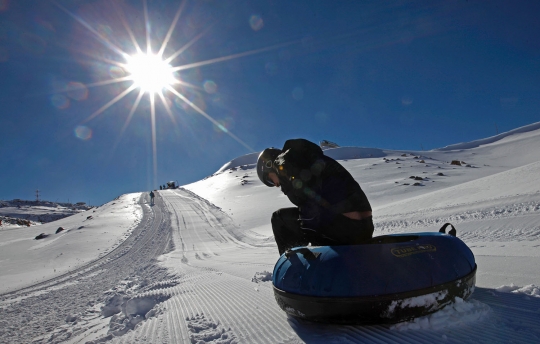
[274,139,371,230]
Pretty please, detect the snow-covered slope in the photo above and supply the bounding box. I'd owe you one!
[0,194,143,293]
[435,121,540,151]
[2,122,540,343]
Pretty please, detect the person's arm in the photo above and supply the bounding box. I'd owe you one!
[342,210,372,220]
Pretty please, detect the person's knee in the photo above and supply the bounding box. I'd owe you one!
[357,216,374,242]
[271,210,281,226]
[271,208,292,225]
[364,216,375,235]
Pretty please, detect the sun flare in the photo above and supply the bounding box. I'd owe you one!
[54,0,290,187]
[125,53,176,94]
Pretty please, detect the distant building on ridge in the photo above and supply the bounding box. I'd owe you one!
[319,140,340,150]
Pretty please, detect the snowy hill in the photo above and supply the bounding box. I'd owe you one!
[1,122,540,343]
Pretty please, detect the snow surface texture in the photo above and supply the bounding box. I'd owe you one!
[2,121,540,343]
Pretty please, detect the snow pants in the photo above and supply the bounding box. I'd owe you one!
[271,207,375,255]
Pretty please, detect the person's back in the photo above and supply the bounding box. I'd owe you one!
[299,154,371,229]
[257,138,374,254]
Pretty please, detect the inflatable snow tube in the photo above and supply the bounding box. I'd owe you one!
[272,231,476,324]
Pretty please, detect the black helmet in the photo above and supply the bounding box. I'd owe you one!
[257,148,282,186]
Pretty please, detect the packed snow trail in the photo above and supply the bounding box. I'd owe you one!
[0,193,174,344]
[115,188,291,343]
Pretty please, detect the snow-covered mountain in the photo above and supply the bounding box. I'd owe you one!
[0,199,93,228]
[1,122,540,343]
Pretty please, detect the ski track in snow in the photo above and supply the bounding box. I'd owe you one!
[376,197,540,241]
[2,189,540,343]
[0,194,175,344]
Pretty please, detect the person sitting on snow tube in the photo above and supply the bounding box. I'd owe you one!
[257,138,374,255]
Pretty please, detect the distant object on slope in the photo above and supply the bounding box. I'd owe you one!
[272,225,476,324]
[0,216,33,227]
[159,181,178,189]
[319,140,340,149]
[34,233,49,240]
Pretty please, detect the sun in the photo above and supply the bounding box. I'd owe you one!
[54,0,293,187]
[125,53,176,94]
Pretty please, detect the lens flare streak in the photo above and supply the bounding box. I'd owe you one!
[120,89,145,136]
[111,89,145,156]
[53,1,128,59]
[114,1,143,54]
[150,92,158,186]
[171,41,297,73]
[83,84,137,123]
[157,91,177,125]
[166,85,252,151]
[164,27,213,65]
[143,0,151,55]
[157,0,187,58]
[55,0,297,186]
[84,76,132,89]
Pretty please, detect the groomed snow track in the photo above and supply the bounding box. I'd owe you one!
[0,193,174,344]
[114,189,540,344]
[1,190,539,343]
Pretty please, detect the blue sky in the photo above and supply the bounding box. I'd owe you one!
[1,0,539,206]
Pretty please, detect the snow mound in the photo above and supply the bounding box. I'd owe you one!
[496,283,540,298]
[391,297,492,331]
[383,290,448,319]
[215,152,259,174]
[187,314,237,344]
[251,271,272,283]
